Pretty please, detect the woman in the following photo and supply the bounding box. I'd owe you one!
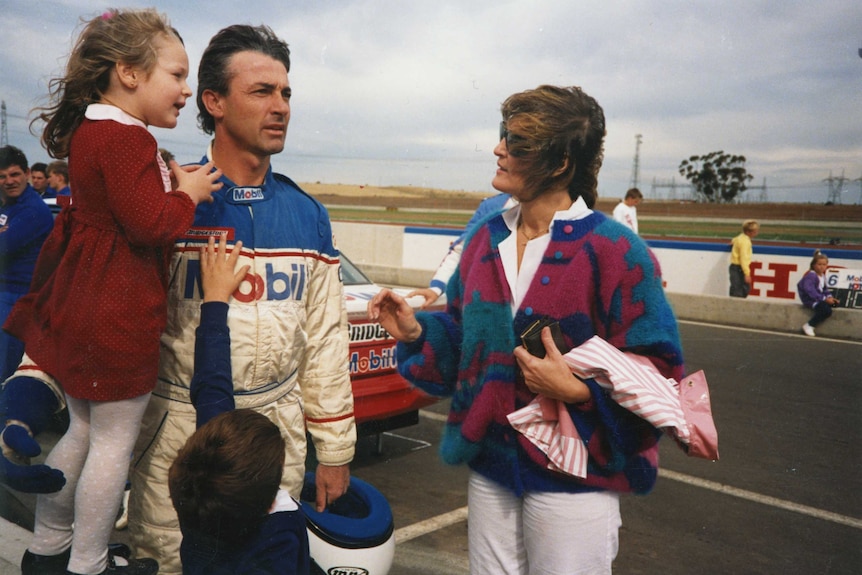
[368,85,684,574]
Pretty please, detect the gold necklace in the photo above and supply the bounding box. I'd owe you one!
[517,217,547,243]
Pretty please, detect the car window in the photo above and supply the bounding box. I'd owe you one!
[340,254,372,286]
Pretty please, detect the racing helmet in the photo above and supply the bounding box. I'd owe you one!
[300,472,395,575]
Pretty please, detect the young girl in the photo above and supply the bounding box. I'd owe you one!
[5,9,221,575]
[797,250,838,337]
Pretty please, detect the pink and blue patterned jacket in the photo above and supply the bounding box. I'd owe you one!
[397,210,684,496]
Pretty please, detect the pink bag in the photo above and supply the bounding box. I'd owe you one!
[509,337,719,478]
[676,370,719,460]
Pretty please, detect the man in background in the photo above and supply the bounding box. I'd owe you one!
[612,187,642,234]
[729,219,760,297]
[29,163,54,199]
[0,146,54,380]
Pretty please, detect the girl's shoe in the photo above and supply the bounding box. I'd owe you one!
[21,548,71,575]
[67,555,159,575]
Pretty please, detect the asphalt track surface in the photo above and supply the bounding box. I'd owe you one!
[349,321,862,575]
[1,320,860,574]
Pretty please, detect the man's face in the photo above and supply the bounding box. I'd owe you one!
[48,171,66,191]
[0,165,30,201]
[30,170,48,192]
[209,50,291,158]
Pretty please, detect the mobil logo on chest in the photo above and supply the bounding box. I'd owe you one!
[182,257,306,303]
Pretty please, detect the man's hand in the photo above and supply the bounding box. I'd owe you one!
[314,463,350,512]
[406,287,440,310]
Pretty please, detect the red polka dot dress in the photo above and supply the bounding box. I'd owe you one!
[5,106,195,401]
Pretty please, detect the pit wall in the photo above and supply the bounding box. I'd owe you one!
[332,221,862,341]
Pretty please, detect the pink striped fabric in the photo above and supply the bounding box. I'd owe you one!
[508,336,710,478]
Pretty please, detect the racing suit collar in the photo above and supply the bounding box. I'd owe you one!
[200,145,276,205]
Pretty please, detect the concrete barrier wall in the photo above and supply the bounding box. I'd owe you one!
[333,221,862,341]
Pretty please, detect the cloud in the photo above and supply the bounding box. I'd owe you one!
[2,0,860,202]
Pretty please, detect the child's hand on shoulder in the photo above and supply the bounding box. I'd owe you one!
[200,234,249,303]
[171,160,223,205]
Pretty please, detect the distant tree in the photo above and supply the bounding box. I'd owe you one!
[678,151,754,203]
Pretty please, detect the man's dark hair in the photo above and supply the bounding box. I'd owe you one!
[0,146,29,171]
[197,24,291,135]
[31,162,48,175]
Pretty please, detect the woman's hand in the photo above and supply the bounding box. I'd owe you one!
[514,327,591,404]
[368,288,423,343]
[200,234,250,303]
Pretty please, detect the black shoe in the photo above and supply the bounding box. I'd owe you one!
[65,549,158,575]
[21,548,71,575]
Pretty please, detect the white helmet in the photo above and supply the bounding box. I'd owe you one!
[300,472,395,575]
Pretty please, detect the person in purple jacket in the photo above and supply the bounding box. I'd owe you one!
[797,250,838,337]
[169,234,310,575]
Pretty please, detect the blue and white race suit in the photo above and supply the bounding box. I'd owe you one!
[129,156,355,573]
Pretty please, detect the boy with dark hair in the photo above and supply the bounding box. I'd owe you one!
[168,235,310,575]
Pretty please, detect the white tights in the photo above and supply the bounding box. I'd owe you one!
[29,394,150,575]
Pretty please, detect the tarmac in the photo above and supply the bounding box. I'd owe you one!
[0,517,29,575]
[0,297,862,575]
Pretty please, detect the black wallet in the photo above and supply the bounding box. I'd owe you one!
[520,317,568,359]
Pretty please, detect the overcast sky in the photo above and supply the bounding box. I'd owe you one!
[3,0,861,203]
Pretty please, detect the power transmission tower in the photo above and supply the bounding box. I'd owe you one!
[1,101,7,147]
[823,170,846,204]
[740,177,768,203]
[629,134,642,190]
[650,176,693,201]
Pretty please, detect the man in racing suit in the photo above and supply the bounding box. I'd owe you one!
[126,25,356,573]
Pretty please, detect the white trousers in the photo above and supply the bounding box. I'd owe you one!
[467,472,621,575]
[30,394,150,575]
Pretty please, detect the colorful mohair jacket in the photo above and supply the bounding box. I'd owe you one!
[396,209,684,496]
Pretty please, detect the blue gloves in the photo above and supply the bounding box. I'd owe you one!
[0,375,66,493]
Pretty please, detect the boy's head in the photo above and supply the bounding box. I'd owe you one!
[624,187,643,206]
[47,160,69,190]
[742,219,759,237]
[169,409,285,547]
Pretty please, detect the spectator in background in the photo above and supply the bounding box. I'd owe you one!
[729,219,759,298]
[408,192,515,308]
[611,187,642,234]
[30,163,55,199]
[0,146,54,381]
[46,160,71,197]
[797,250,838,337]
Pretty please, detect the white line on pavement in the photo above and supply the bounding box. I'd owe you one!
[660,468,862,530]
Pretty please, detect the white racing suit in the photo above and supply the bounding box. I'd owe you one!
[128,162,356,574]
